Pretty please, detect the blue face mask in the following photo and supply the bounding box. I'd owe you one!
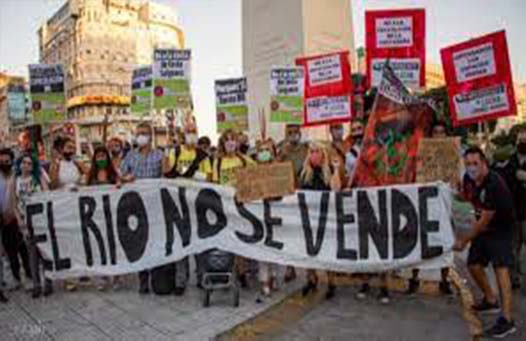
[466,166,479,180]
[257,150,272,163]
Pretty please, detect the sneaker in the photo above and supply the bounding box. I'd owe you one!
[439,281,453,296]
[301,281,317,297]
[43,281,53,297]
[138,285,150,295]
[472,299,500,314]
[325,284,336,300]
[405,279,420,295]
[0,290,8,303]
[356,283,370,300]
[32,287,42,299]
[378,288,390,305]
[65,281,77,292]
[483,317,516,338]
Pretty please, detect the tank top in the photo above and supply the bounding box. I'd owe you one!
[58,160,81,189]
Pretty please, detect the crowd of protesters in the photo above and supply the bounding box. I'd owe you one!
[0,108,524,337]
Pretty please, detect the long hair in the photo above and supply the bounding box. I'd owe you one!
[255,138,277,162]
[300,141,332,186]
[17,153,42,186]
[87,146,119,185]
[217,129,239,157]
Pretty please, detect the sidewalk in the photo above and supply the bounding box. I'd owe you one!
[0,273,301,340]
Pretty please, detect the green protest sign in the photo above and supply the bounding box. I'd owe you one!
[153,49,192,111]
[215,77,249,133]
[131,66,152,117]
[28,64,66,124]
[270,67,304,124]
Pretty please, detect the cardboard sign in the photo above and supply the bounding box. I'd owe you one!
[416,137,462,186]
[295,51,353,127]
[130,65,152,117]
[440,31,516,126]
[366,9,426,90]
[215,77,249,133]
[234,162,295,203]
[270,67,304,124]
[152,49,192,110]
[28,64,66,124]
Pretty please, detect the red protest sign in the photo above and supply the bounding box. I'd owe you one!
[295,51,353,127]
[365,9,426,90]
[440,30,516,126]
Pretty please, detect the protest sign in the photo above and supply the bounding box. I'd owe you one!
[130,66,152,117]
[270,67,304,124]
[28,64,66,124]
[234,162,295,203]
[440,31,516,126]
[26,179,454,279]
[215,77,249,133]
[296,51,353,127]
[366,9,426,90]
[416,137,462,186]
[352,64,433,187]
[7,84,27,121]
[153,49,192,111]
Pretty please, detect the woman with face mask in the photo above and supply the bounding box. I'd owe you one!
[299,142,341,298]
[212,130,255,288]
[85,147,122,290]
[13,154,52,298]
[253,139,283,300]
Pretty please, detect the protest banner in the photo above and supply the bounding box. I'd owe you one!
[215,77,249,133]
[7,84,27,122]
[352,64,434,187]
[295,51,353,127]
[130,65,152,117]
[366,9,426,90]
[234,162,295,203]
[28,64,66,124]
[153,49,192,111]
[416,137,462,186]
[26,179,454,279]
[440,31,516,126]
[270,67,304,124]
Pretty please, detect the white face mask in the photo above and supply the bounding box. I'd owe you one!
[136,134,150,147]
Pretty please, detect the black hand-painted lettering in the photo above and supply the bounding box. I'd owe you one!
[47,201,71,270]
[235,201,264,244]
[336,192,357,260]
[391,189,418,259]
[419,186,443,259]
[264,200,283,250]
[79,196,107,266]
[196,189,227,239]
[102,195,117,265]
[358,190,388,259]
[117,191,149,263]
[298,192,329,256]
[161,188,191,256]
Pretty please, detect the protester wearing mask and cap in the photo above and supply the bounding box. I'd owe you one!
[506,127,526,289]
[277,124,308,183]
[454,146,516,338]
[120,122,165,294]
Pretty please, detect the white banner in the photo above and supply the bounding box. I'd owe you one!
[305,95,352,123]
[26,180,454,279]
[270,67,304,97]
[153,49,191,80]
[371,58,421,90]
[376,16,413,48]
[454,83,510,120]
[453,42,496,83]
[307,54,343,87]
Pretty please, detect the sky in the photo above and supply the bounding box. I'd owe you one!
[1,0,525,139]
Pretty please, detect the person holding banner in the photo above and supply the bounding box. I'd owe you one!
[0,238,6,303]
[299,142,341,298]
[107,137,126,173]
[85,146,122,291]
[120,122,165,295]
[0,148,32,291]
[212,129,255,287]
[254,138,282,300]
[454,147,516,338]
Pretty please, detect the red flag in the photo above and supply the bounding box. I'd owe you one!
[295,51,353,127]
[440,30,516,126]
[365,9,426,90]
[352,64,433,187]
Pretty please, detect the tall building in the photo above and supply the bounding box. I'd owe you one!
[425,62,445,90]
[38,0,184,140]
[242,0,356,141]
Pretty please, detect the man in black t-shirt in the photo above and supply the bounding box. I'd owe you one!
[454,147,516,338]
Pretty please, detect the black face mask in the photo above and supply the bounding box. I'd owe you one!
[239,144,249,154]
[352,134,364,142]
[518,142,526,155]
[0,163,12,173]
[111,149,122,157]
[63,152,74,161]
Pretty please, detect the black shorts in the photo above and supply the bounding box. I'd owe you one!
[467,235,512,268]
